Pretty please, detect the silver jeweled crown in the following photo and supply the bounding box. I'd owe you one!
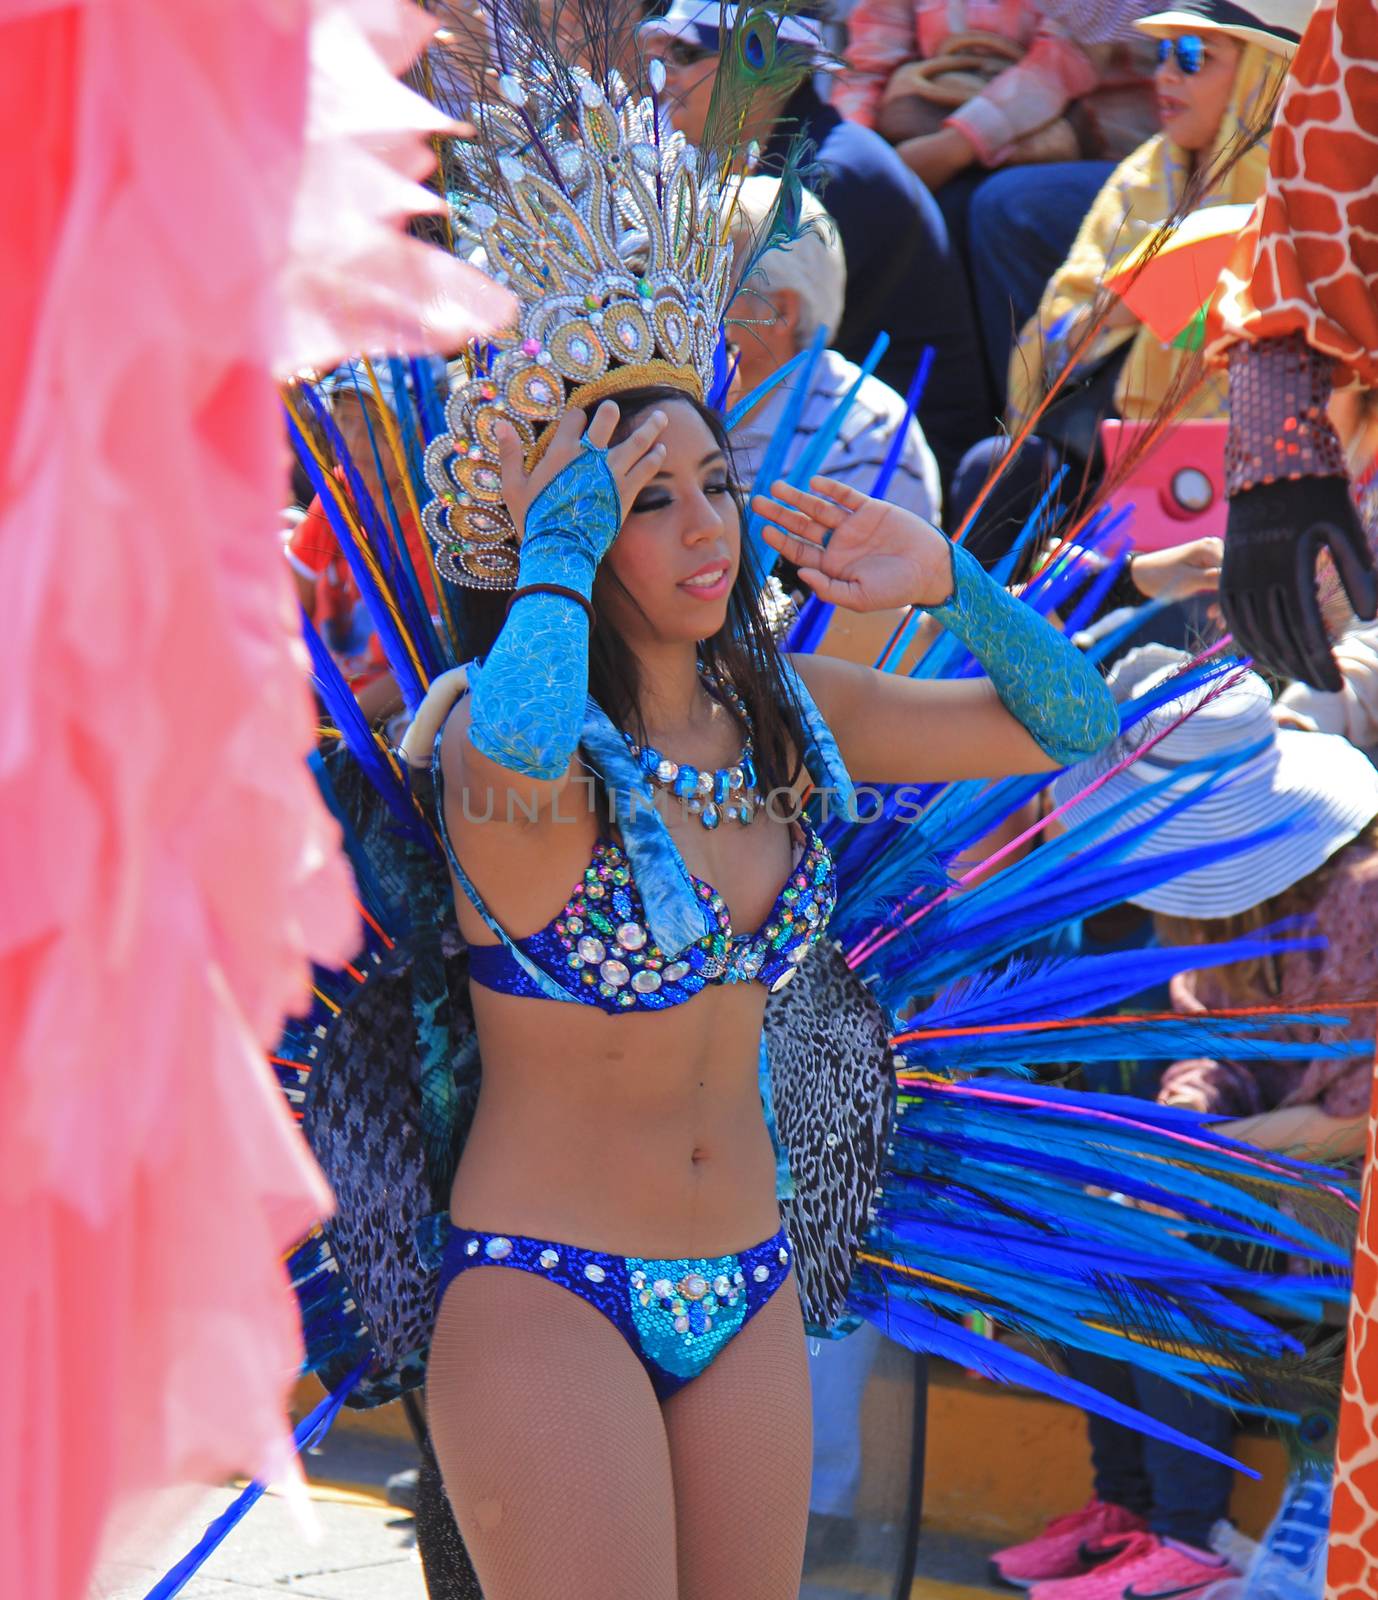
[421,65,738,589]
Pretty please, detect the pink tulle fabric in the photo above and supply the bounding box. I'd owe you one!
[0,5,509,1599]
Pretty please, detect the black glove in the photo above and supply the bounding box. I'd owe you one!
[1221,476,1376,692]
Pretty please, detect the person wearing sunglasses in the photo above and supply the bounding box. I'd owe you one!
[1008,0,1306,433]
[945,0,1305,575]
[1149,26,1249,152]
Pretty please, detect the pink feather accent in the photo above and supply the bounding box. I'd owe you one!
[0,5,508,1599]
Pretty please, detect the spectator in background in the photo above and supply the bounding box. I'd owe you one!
[1273,403,1378,758]
[947,0,1298,561]
[805,1323,890,1568]
[963,0,1161,400]
[990,645,1378,1599]
[1052,645,1378,1164]
[640,0,994,499]
[836,0,1154,173]
[1006,3,1295,435]
[725,177,942,523]
[1278,607,1378,763]
[836,0,1157,303]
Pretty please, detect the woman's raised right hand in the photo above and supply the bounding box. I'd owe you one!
[495,400,668,541]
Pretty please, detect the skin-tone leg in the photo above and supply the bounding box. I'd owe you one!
[663,1280,813,1600]
[427,1268,679,1600]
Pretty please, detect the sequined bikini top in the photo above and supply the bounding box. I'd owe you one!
[464,819,836,1011]
[432,657,854,1014]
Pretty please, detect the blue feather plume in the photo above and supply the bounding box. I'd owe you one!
[904,930,1322,1034]
[285,406,429,714]
[852,1289,1260,1470]
[848,1065,1356,1433]
[299,612,422,840]
[320,364,442,673]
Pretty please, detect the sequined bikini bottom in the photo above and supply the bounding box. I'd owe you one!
[436,1225,794,1399]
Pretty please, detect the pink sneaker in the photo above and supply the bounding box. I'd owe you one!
[989,1500,1149,1589]
[1029,1532,1239,1600]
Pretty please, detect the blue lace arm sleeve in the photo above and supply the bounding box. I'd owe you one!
[927,539,1119,765]
[468,443,621,780]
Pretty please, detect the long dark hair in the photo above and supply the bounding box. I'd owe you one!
[454,385,808,793]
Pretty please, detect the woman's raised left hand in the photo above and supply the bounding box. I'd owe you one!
[753,475,954,612]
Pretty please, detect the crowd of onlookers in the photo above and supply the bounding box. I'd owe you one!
[643,0,1325,553]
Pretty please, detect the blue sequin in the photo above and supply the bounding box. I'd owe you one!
[466,816,836,1011]
[436,1227,793,1398]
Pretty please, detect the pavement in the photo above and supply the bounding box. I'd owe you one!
[92,1431,1009,1600]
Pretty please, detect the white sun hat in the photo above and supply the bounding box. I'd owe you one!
[638,1,828,54]
[1134,0,1312,58]
[1050,645,1378,918]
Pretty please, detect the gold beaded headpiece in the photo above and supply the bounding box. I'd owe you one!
[421,66,740,589]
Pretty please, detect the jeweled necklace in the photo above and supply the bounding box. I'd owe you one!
[623,671,760,830]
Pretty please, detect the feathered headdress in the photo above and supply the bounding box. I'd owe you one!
[418,0,816,587]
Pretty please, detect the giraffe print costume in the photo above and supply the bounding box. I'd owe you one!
[1211,6,1378,1594]
[1213,0,1378,388]
[1329,1066,1378,1600]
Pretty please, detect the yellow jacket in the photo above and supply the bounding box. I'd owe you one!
[1007,41,1288,431]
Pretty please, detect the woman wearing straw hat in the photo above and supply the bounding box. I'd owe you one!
[990,643,1378,1597]
[1007,0,1310,433]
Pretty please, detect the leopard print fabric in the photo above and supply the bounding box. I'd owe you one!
[765,940,897,1333]
[298,746,481,1408]
[303,938,480,1407]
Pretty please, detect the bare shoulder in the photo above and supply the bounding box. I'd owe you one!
[438,684,592,840]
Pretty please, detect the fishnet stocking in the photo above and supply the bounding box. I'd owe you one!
[428,1266,676,1599]
[426,1266,812,1600]
[664,1276,812,1599]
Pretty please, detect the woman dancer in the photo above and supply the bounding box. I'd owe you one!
[406,52,1118,1579]
[225,17,1359,1597]
[367,15,1372,1587]
[422,374,1117,1596]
